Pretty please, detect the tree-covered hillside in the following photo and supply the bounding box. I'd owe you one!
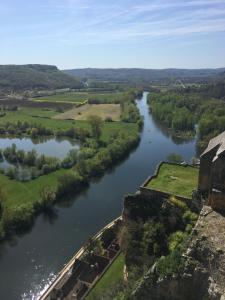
[0,64,83,90]
[63,67,225,83]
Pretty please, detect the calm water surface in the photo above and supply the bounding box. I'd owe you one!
[0,92,196,300]
[0,137,79,159]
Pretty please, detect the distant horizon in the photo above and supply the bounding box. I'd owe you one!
[0,0,225,69]
[1,64,225,71]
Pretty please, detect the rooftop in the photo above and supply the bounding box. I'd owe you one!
[201,130,225,162]
[144,162,199,199]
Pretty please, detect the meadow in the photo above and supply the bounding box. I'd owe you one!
[54,103,121,121]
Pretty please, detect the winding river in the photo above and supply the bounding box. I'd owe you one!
[0,92,196,300]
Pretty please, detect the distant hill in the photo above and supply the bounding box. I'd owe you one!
[63,68,225,83]
[0,64,83,90]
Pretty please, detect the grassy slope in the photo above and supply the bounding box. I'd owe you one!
[147,163,199,198]
[86,253,125,300]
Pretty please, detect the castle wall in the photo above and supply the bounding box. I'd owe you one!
[198,148,217,193]
[211,154,225,191]
[209,189,225,211]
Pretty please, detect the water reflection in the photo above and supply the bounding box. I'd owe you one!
[0,137,79,159]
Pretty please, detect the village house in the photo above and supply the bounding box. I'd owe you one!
[198,131,225,211]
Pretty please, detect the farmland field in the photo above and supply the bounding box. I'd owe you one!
[32,92,88,104]
[32,91,126,104]
[54,103,121,121]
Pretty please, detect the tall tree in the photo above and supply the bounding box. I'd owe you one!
[88,115,103,140]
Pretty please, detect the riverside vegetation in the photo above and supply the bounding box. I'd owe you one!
[148,79,225,151]
[0,88,143,240]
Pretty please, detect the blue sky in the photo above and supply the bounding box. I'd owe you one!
[0,0,225,69]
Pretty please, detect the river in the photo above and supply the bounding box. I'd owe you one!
[0,92,196,300]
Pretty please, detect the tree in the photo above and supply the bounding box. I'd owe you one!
[88,115,103,140]
[40,186,56,208]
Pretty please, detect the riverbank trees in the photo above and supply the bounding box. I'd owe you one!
[148,87,225,151]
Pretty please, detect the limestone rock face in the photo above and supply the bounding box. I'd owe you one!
[133,206,225,300]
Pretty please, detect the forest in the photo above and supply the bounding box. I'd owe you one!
[148,80,225,151]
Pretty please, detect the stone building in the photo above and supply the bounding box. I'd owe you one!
[198,131,225,211]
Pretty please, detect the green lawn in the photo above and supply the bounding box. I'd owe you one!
[86,253,125,300]
[146,163,199,198]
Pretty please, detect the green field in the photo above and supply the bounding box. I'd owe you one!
[88,92,125,103]
[0,109,137,142]
[54,104,121,121]
[86,253,125,300]
[32,92,88,103]
[0,168,67,213]
[146,163,199,198]
[32,91,126,104]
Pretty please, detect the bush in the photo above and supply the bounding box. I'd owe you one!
[56,172,85,198]
[41,164,51,175]
[40,186,56,207]
[168,231,187,252]
[105,116,113,122]
[169,196,188,212]
[182,210,198,225]
[156,248,184,277]
[6,166,17,179]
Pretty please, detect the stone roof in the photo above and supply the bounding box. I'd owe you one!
[201,131,225,162]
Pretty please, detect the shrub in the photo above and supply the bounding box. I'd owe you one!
[168,231,187,252]
[169,196,188,212]
[156,248,184,277]
[6,166,17,179]
[105,116,113,122]
[182,210,198,225]
[56,171,85,198]
[40,186,56,207]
